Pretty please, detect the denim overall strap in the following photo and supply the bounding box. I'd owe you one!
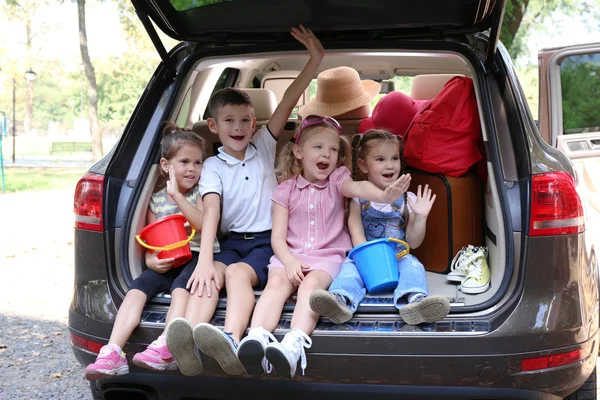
[359,197,406,243]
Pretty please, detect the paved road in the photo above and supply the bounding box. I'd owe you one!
[0,189,90,399]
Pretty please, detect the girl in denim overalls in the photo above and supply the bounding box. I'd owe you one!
[310,129,450,325]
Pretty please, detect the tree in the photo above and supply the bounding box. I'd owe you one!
[560,54,600,133]
[501,0,600,60]
[77,0,102,161]
[2,0,42,136]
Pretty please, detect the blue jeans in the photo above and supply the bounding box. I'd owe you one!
[329,255,429,313]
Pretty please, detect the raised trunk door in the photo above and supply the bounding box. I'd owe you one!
[130,0,502,46]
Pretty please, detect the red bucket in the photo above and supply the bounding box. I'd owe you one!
[136,214,193,268]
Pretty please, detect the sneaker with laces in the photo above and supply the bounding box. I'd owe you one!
[193,323,246,376]
[166,318,203,376]
[132,336,178,371]
[85,344,129,380]
[265,328,312,378]
[459,254,491,294]
[447,245,487,282]
[309,290,353,324]
[448,245,476,281]
[399,294,451,325]
[237,326,277,376]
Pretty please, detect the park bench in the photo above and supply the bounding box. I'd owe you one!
[50,141,93,155]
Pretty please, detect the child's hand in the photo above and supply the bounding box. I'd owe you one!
[187,261,221,298]
[285,259,309,286]
[166,165,179,198]
[380,173,411,203]
[291,25,324,62]
[146,250,174,274]
[407,184,436,217]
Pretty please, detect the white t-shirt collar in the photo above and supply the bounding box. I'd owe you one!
[216,142,257,165]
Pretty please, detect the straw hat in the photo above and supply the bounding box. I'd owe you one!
[298,67,381,118]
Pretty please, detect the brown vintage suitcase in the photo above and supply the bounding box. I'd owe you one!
[406,169,484,273]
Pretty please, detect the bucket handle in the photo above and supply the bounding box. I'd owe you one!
[135,227,196,252]
[388,238,410,259]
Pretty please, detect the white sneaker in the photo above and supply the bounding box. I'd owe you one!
[447,245,487,282]
[265,328,312,378]
[237,327,277,376]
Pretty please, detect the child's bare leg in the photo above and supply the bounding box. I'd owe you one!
[164,288,189,329]
[185,261,226,326]
[166,262,226,377]
[250,269,295,331]
[291,270,333,335]
[223,262,259,343]
[108,289,147,349]
[264,271,332,378]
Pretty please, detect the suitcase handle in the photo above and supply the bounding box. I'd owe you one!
[388,238,410,259]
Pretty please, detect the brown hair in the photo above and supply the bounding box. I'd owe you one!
[275,124,351,183]
[208,88,254,119]
[155,121,206,191]
[351,129,408,227]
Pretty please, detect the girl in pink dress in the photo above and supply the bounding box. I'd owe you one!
[235,115,410,378]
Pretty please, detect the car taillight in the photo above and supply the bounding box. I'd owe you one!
[521,349,584,371]
[74,172,104,231]
[70,332,104,354]
[530,171,585,236]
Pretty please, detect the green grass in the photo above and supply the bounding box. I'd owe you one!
[0,167,86,193]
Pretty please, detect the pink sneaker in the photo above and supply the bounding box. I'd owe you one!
[132,336,178,371]
[85,344,129,381]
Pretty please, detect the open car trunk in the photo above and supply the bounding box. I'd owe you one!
[122,41,513,333]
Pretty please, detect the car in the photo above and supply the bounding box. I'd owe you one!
[68,0,600,399]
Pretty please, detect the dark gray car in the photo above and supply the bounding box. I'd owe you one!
[68,0,599,399]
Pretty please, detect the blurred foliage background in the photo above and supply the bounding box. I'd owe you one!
[0,0,599,157]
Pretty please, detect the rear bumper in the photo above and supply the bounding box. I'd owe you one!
[71,325,598,399]
[91,372,565,400]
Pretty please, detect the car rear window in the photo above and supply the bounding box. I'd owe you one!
[170,0,228,12]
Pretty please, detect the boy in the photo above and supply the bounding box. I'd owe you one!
[166,25,324,376]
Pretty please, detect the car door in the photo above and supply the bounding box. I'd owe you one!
[538,43,600,244]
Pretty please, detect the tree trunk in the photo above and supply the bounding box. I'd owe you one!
[505,0,529,42]
[500,0,529,58]
[24,18,33,136]
[77,0,103,162]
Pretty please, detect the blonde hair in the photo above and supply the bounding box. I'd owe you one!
[275,125,351,183]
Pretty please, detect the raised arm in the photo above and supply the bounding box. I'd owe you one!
[341,174,411,204]
[167,166,204,230]
[405,185,436,249]
[267,25,324,137]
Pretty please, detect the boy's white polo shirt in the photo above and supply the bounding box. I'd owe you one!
[199,125,277,234]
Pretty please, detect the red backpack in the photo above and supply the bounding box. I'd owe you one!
[403,76,484,178]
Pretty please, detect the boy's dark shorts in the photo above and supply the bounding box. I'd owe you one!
[213,231,273,290]
[129,252,199,298]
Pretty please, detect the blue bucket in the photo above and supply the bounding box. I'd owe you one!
[348,238,410,294]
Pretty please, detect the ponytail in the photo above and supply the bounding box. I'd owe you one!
[351,134,362,181]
